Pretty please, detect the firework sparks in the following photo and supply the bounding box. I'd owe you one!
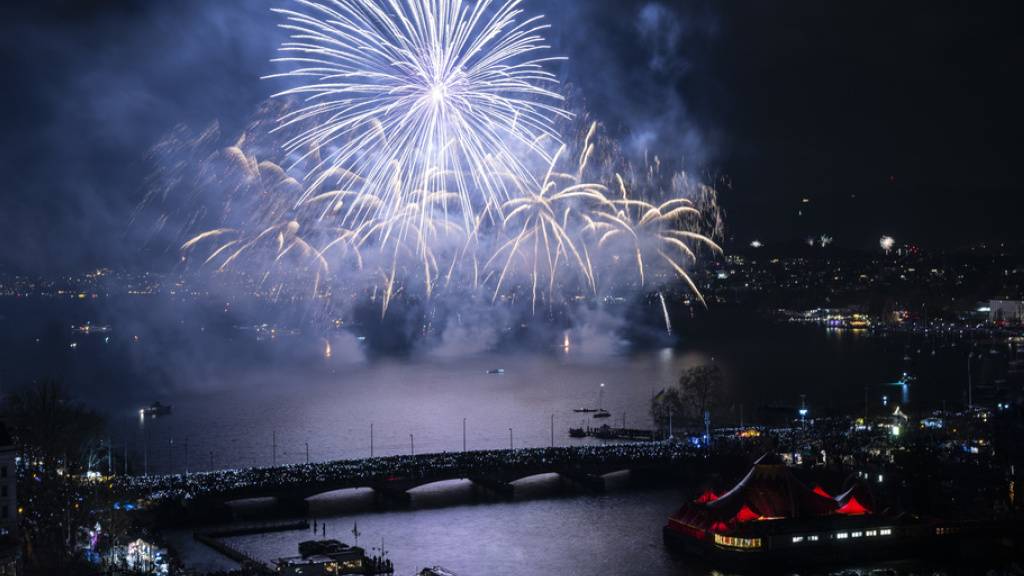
[267,0,569,231]
[160,1,725,324]
[487,127,607,311]
[880,235,895,254]
[584,167,722,306]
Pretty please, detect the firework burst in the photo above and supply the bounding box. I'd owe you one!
[267,0,569,231]
[159,1,725,325]
[583,165,722,305]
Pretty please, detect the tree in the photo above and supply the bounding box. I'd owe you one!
[650,364,724,431]
[3,379,108,575]
[650,387,684,432]
[4,379,105,474]
[679,364,723,421]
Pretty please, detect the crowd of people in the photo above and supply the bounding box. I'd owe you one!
[111,413,994,512]
[113,442,716,502]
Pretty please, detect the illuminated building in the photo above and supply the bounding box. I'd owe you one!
[988,300,1023,324]
[0,424,17,575]
[663,454,928,564]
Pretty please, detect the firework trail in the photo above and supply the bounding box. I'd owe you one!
[658,291,672,335]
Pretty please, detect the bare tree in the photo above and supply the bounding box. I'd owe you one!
[650,364,724,430]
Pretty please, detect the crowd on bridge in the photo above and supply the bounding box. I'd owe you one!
[112,416,918,504]
[113,442,718,502]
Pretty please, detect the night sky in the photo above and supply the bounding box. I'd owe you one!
[2,0,1022,274]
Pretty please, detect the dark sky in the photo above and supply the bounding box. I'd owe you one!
[2,0,1022,274]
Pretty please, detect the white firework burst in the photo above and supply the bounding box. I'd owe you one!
[267,0,569,233]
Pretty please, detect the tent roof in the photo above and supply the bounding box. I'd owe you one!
[704,454,838,520]
[669,454,845,532]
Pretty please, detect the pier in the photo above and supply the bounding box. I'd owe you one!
[569,424,658,441]
[193,520,310,574]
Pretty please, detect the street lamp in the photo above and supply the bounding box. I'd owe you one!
[967,351,974,410]
[409,433,414,456]
[799,394,808,429]
[508,428,513,450]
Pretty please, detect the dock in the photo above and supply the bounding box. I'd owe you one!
[194,519,310,574]
[569,424,658,441]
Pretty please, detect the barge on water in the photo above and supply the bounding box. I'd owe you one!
[277,539,392,575]
[663,454,934,567]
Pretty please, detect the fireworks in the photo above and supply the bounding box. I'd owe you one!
[583,165,722,305]
[880,235,895,254]
[165,0,724,325]
[267,0,568,230]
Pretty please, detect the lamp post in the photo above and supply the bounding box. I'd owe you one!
[799,394,809,429]
[462,418,467,452]
[967,351,973,410]
[143,428,149,476]
[508,428,513,450]
[550,414,555,448]
[409,433,414,456]
[370,422,374,458]
[703,410,711,448]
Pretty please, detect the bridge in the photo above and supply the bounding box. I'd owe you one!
[113,443,737,516]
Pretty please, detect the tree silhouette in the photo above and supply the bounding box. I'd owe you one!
[650,364,723,431]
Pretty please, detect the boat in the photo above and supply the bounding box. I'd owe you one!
[592,409,611,419]
[279,540,368,575]
[140,402,172,417]
[573,408,599,413]
[419,568,458,576]
[486,368,505,374]
[663,454,935,567]
[568,427,587,438]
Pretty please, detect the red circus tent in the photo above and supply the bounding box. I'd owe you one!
[667,454,841,536]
